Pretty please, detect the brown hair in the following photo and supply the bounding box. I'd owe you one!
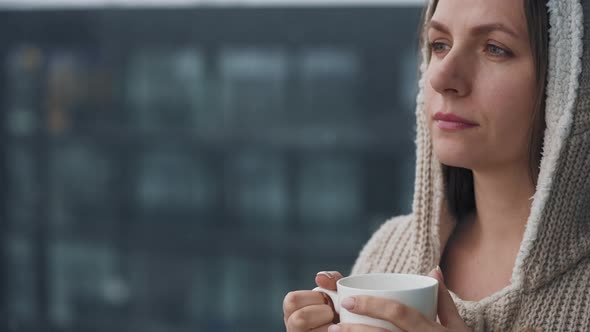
[419,0,549,221]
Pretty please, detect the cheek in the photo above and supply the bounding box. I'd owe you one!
[480,71,536,155]
[424,86,439,144]
[486,72,535,125]
[423,76,439,120]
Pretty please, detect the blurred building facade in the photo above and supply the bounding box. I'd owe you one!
[0,4,422,332]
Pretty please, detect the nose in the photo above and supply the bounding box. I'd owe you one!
[428,49,472,97]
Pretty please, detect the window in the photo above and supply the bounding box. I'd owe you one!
[0,6,421,332]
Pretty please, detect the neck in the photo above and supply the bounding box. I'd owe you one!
[470,162,535,243]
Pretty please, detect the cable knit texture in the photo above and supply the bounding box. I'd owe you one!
[351,0,590,331]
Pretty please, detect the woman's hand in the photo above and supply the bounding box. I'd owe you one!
[326,268,471,332]
[283,271,343,332]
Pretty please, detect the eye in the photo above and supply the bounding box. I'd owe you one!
[486,44,512,57]
[429,41,451,54]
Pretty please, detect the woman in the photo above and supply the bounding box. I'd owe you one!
[283,0,590,330]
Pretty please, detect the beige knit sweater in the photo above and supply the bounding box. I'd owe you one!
[351,0,590,331]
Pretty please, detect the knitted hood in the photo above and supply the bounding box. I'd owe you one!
[410,0,590,297]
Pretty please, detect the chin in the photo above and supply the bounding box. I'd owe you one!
[436,156,471,169]
[432,141,475,169]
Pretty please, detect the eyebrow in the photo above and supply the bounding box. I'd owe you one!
[428,19,520,39]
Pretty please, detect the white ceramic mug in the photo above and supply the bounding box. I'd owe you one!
[313,273,438,332]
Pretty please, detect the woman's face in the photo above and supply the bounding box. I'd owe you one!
[424,0,536,172]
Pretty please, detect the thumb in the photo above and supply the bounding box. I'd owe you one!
[315,271,344,291]
[429,267,467,329]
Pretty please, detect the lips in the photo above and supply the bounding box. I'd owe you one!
[433,112,479,130]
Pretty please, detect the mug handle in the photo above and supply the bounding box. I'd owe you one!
[313,287,340,313]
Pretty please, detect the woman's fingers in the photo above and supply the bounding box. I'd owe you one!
[340,295,436,331]
[283,271,344,331]
[428,268,469,330]
[315,271,344,290]
[308,325,332,332]
[283,290,328,319]
[327,324,390,332]
[284,269,469,332]
[285,304,335,332]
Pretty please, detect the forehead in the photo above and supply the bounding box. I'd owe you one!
[431,0,527,37]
